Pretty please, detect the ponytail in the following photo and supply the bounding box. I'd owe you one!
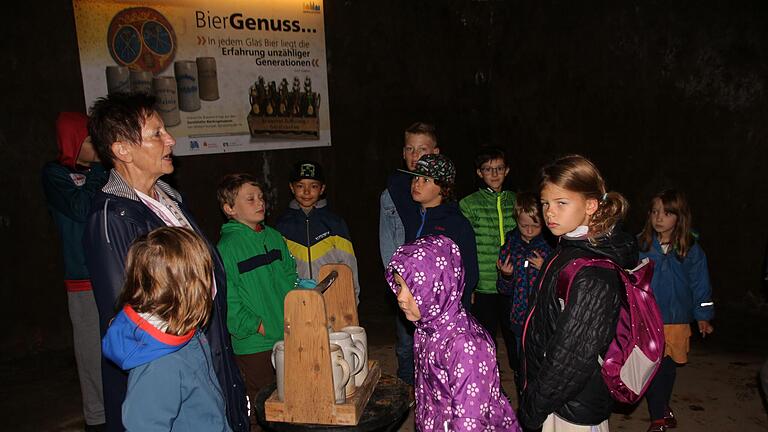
[590,191,629,237]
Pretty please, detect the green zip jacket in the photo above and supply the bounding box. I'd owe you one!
[459,189,517,294]
[217,220,297,355]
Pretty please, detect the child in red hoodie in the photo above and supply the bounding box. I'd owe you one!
[41,112,107,430]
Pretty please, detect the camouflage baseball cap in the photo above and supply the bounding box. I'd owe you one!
[398,154,456,184]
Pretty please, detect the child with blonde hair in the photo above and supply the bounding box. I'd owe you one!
[102,227,231,432]
[520,155,638,432]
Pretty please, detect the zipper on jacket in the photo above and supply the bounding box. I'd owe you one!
[102,198,111,245]
[520,249,560,390]
[305,217,312,279]
[416,207,427,238]
[496,193,504,245]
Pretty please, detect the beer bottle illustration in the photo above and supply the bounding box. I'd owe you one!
[250,76,268,116]
[265,81,277,116]
[303,77,316,117]
[290,77,302,117]
[278,78,290,116]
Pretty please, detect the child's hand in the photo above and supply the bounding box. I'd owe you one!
[257,322,266,336]
[698,320,713,338]
[497,255,514,277]
[529,251,545,270]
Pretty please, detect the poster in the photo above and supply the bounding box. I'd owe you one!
[73,0,331,155]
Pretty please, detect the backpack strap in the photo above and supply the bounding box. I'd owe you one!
[556,257,621,307]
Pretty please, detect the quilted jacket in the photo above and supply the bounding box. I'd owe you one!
[520,226,638,429]
[459,188,517,294]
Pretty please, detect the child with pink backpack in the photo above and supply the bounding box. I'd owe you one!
[520,155,642,432]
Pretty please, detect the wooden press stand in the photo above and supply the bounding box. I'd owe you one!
[264,264,382,425]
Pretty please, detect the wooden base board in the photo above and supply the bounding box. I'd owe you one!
[264,360,381,425]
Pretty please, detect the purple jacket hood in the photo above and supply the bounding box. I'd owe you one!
[386,234,464,330]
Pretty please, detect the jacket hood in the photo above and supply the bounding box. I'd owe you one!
[56,112,89,169]
[561,224,639,268]
[288,198,327,211]
[220,219,263,235]
[102,305,195,370]
[386,235,464,328]
[509,227,550,251]
[424,200,460,214]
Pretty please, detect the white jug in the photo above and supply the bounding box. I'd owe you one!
[341,326,368,387]
[329,343,351,403]
[330,331,364,396]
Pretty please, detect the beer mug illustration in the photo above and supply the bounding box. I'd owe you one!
[105,66,130,94]
[174,61,200,112]
[196,57,219,101]
[152,76,180,127]
[130,70,153,94]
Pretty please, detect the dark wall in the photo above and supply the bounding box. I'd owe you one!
[2,0,766,355]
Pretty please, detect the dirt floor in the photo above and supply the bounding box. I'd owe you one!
[2,296,766,431]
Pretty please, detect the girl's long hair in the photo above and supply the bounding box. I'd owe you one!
[539,155,628,237]
[638,189,693,258]
[118,227,213,335]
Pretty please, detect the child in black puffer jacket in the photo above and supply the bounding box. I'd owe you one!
[520,155,638,432]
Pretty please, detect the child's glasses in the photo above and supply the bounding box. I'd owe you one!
[480,165,506,174]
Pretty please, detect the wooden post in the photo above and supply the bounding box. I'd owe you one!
[318,264,358,331]
[281,289,335,423]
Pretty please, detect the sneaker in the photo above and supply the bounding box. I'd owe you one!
[663,407,677,428]
[647,419,667,432]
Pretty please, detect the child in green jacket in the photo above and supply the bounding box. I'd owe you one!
[216,173,297,429]
[459,147,516,360]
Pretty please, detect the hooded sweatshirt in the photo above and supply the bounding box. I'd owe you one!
[41,112,107,286]
[102,305,232,432]
[520,226,638,429]
[386,235,520,432]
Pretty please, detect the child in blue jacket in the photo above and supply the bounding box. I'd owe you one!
[102,227,231,432]
[638,189,714,432]
[496,192,552,393]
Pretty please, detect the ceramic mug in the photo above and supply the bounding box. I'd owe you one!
[271,341,285,401]
[330,332,364,396]
[329,343,351,403]
[273,341,350,403]
[341,326,368,387]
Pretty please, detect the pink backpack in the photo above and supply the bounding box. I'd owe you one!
[557,257,664,404]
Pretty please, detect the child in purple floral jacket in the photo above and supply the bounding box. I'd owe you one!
[497,192,553,391]
[387,235,520,432]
